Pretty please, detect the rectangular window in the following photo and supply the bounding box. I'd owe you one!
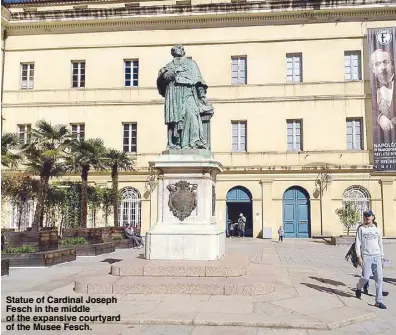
[231,121,247,152]
[123,123,137,153]
[346,118,363,150]
[20,63,34,89]
[231,56,247,85]
[287,120,303,151]
[124,60,139,87]
[72,61,86,88]
[17,124,31,144]
[286,53,302,83]
[71,123,85,142]
[344,51,362,81]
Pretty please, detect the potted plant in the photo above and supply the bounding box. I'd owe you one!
[335,203,360,236]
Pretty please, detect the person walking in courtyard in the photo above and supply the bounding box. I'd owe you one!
[238,213,246,238]
[278,226,284,242]
[355,210,386,309]
[362,216,389,297]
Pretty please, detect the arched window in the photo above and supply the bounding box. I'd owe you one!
[342,186,371,225]
[10,200,35,230]
[118,187,141,229]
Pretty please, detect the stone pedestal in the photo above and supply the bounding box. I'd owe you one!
[145,150,225,261]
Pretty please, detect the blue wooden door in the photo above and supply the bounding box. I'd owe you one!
[283,187,310,238]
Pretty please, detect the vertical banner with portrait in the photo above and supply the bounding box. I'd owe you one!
[368,27,396,171]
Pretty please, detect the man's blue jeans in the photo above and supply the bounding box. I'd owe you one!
[357,255,383,303]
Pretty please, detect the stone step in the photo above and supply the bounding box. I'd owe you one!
[110,252,249,277]
[74,273,274,296]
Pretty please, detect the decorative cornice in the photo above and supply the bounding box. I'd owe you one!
[2,1,396,35]
[1,94,369,108]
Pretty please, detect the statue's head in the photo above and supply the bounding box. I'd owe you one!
[171,45,186,58]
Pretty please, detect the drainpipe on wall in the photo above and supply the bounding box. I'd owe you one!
[379,180,385,236]
[260,181,264,238]
[1,29,7,133]
[319,180,323,236]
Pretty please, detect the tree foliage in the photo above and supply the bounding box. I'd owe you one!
[21,120,74,230]
[104,149,135,226]
[1,133,22,169]
[335,202,361,236]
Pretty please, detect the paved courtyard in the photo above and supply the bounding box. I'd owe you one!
[2,238,396,334]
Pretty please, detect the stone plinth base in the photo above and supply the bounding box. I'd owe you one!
[146,150,224,261]
[145,224,225,261]
[110,252,248,277]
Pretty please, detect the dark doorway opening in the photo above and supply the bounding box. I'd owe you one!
[226,186,253,237]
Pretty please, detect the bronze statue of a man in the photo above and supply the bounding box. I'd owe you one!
[157,45,214,150]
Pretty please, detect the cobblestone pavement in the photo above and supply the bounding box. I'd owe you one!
[2,238,396,334]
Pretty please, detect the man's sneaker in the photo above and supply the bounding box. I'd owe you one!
[383,291,389,297]
[355,289,362,299]
[363,288,369,295]
[375,302,387,309]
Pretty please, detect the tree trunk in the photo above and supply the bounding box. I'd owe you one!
[112,164,119,227]
[32,174,50,231]
[80,166,89,228]
[17,201,23,232]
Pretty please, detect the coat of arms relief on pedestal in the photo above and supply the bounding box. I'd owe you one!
[167,181,198,221]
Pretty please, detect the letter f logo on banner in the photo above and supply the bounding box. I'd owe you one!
[377,30,392,45]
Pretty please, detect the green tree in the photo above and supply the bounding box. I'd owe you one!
[335,202,361,236]
[87,185,102,228]
[68,139,106,228]
[98,187,114,226]
[1,133,22,169]
[104,149,135,226]
[21,120,73,231]
[43,185,66,228]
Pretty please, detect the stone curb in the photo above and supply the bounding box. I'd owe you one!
[0,311,376,330]
[74,278,275,296]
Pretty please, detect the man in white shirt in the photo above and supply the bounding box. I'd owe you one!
[355,210,386,309]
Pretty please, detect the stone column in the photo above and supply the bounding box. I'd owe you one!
[381,179,395,237]
[260,180,273,239]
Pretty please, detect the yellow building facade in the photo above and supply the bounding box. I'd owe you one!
[1,0,396,238]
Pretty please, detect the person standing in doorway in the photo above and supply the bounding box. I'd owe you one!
[278,226,284,242]
[238,213,246,238]
[355,210,387,309]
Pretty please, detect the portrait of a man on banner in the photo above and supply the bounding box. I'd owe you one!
[368,27,396,171]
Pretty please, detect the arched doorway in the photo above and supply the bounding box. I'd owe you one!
[118,187,141,230]
[283,186,311,238]
[226,186,253,237]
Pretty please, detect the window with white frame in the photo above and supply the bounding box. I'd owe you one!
[231,121,247,152]
[20,63,34,89]
[123,123,137,153]
[287,119,303,151]
[17,124,31,144]
[231,56,247,85]
[342,186,371,229]
[344,51,361,81]
[124,60,139,87]
[72,61,86,88]
[71,123,85,142]
[346,118,363,150]
[118,187,141,229]
[286,53,302,82]
[10,200,35,230]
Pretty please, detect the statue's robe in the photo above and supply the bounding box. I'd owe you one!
[157,57,213,149]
